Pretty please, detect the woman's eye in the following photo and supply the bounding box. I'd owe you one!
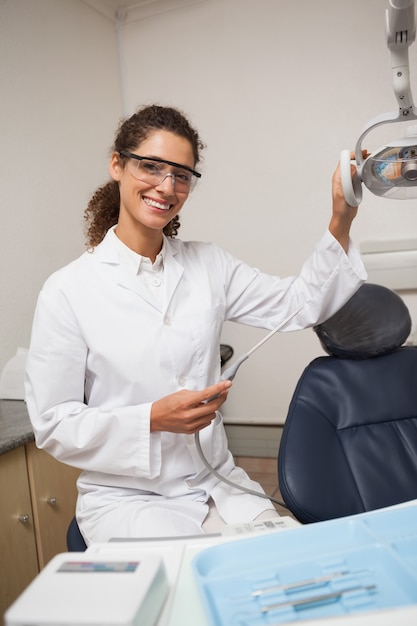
[141,161,162,175]
[175,171,191,183]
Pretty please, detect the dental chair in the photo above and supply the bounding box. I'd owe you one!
[67,515,87,551]
[278,283,417,524]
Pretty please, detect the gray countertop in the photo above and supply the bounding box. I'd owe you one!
[0,400,34,455]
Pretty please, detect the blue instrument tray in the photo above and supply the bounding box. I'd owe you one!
[192,504,417,626]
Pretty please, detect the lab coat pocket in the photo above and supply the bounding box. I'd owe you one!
[175,303,224,379]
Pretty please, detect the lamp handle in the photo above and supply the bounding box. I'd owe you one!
[340,149,363,207]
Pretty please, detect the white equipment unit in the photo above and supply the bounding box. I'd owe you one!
[4,551,168,626]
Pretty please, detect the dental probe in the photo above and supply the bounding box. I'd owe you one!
[260,584,377,613]
[250,569,371,597]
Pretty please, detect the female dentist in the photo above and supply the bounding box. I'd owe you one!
[25,105,366,545]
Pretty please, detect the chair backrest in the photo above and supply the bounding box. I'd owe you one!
[67,516,87,551]
[278,283,417,524]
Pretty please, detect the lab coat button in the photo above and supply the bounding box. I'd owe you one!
[178,376,186,386]
[164,316,171,325]
[152,277,161,287]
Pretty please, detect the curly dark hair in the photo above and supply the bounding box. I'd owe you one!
[84,105,205,247]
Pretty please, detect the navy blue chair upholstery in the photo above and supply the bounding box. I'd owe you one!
[67,516,87,551]
[278,284,417,524]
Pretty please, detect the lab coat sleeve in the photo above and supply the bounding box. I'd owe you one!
[220,230,367,330]
[287,230,368,327]
[25,284,161,478]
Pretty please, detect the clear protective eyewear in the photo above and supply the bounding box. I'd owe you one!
[119,150,201,192]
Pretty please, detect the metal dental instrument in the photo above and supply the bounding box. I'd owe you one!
[260,584,377,613]
[230,569,372,601]
[251,570,355,597]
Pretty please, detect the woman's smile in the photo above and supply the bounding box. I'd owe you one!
[142,195,173,212]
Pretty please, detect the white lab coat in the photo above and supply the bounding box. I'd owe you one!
[25,227,366,542]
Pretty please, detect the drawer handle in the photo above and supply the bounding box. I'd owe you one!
[18,514,30,524]
[47,497,57,506]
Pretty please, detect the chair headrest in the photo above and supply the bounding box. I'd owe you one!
[314,283,412,359]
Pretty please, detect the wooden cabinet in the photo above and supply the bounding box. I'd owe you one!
[0,443,80,622]
[0,446,38,619]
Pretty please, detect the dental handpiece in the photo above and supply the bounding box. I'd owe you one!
[196,304,304,508]
[220,305,303,382]
[205,305,303,402]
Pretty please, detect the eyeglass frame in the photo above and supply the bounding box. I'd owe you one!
[119,150,201,190]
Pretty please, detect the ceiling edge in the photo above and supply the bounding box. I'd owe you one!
[125,0,206,23]
[82,0,118,22]
[82,0,207,23]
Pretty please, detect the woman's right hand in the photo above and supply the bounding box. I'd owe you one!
[329,150,369,252]
[150,380,232,434]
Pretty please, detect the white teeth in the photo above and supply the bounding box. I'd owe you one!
[143,197,170,211]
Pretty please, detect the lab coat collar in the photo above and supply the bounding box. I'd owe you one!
[93,227,184,314]
[108,226,166,275]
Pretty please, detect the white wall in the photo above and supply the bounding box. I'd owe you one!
[0,0,123,374]
[1,0,416,425]
[120,0,417,423]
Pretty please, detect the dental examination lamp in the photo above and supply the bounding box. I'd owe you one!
[341,0,417,205]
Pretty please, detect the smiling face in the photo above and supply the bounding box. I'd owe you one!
[110,129,195,257]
